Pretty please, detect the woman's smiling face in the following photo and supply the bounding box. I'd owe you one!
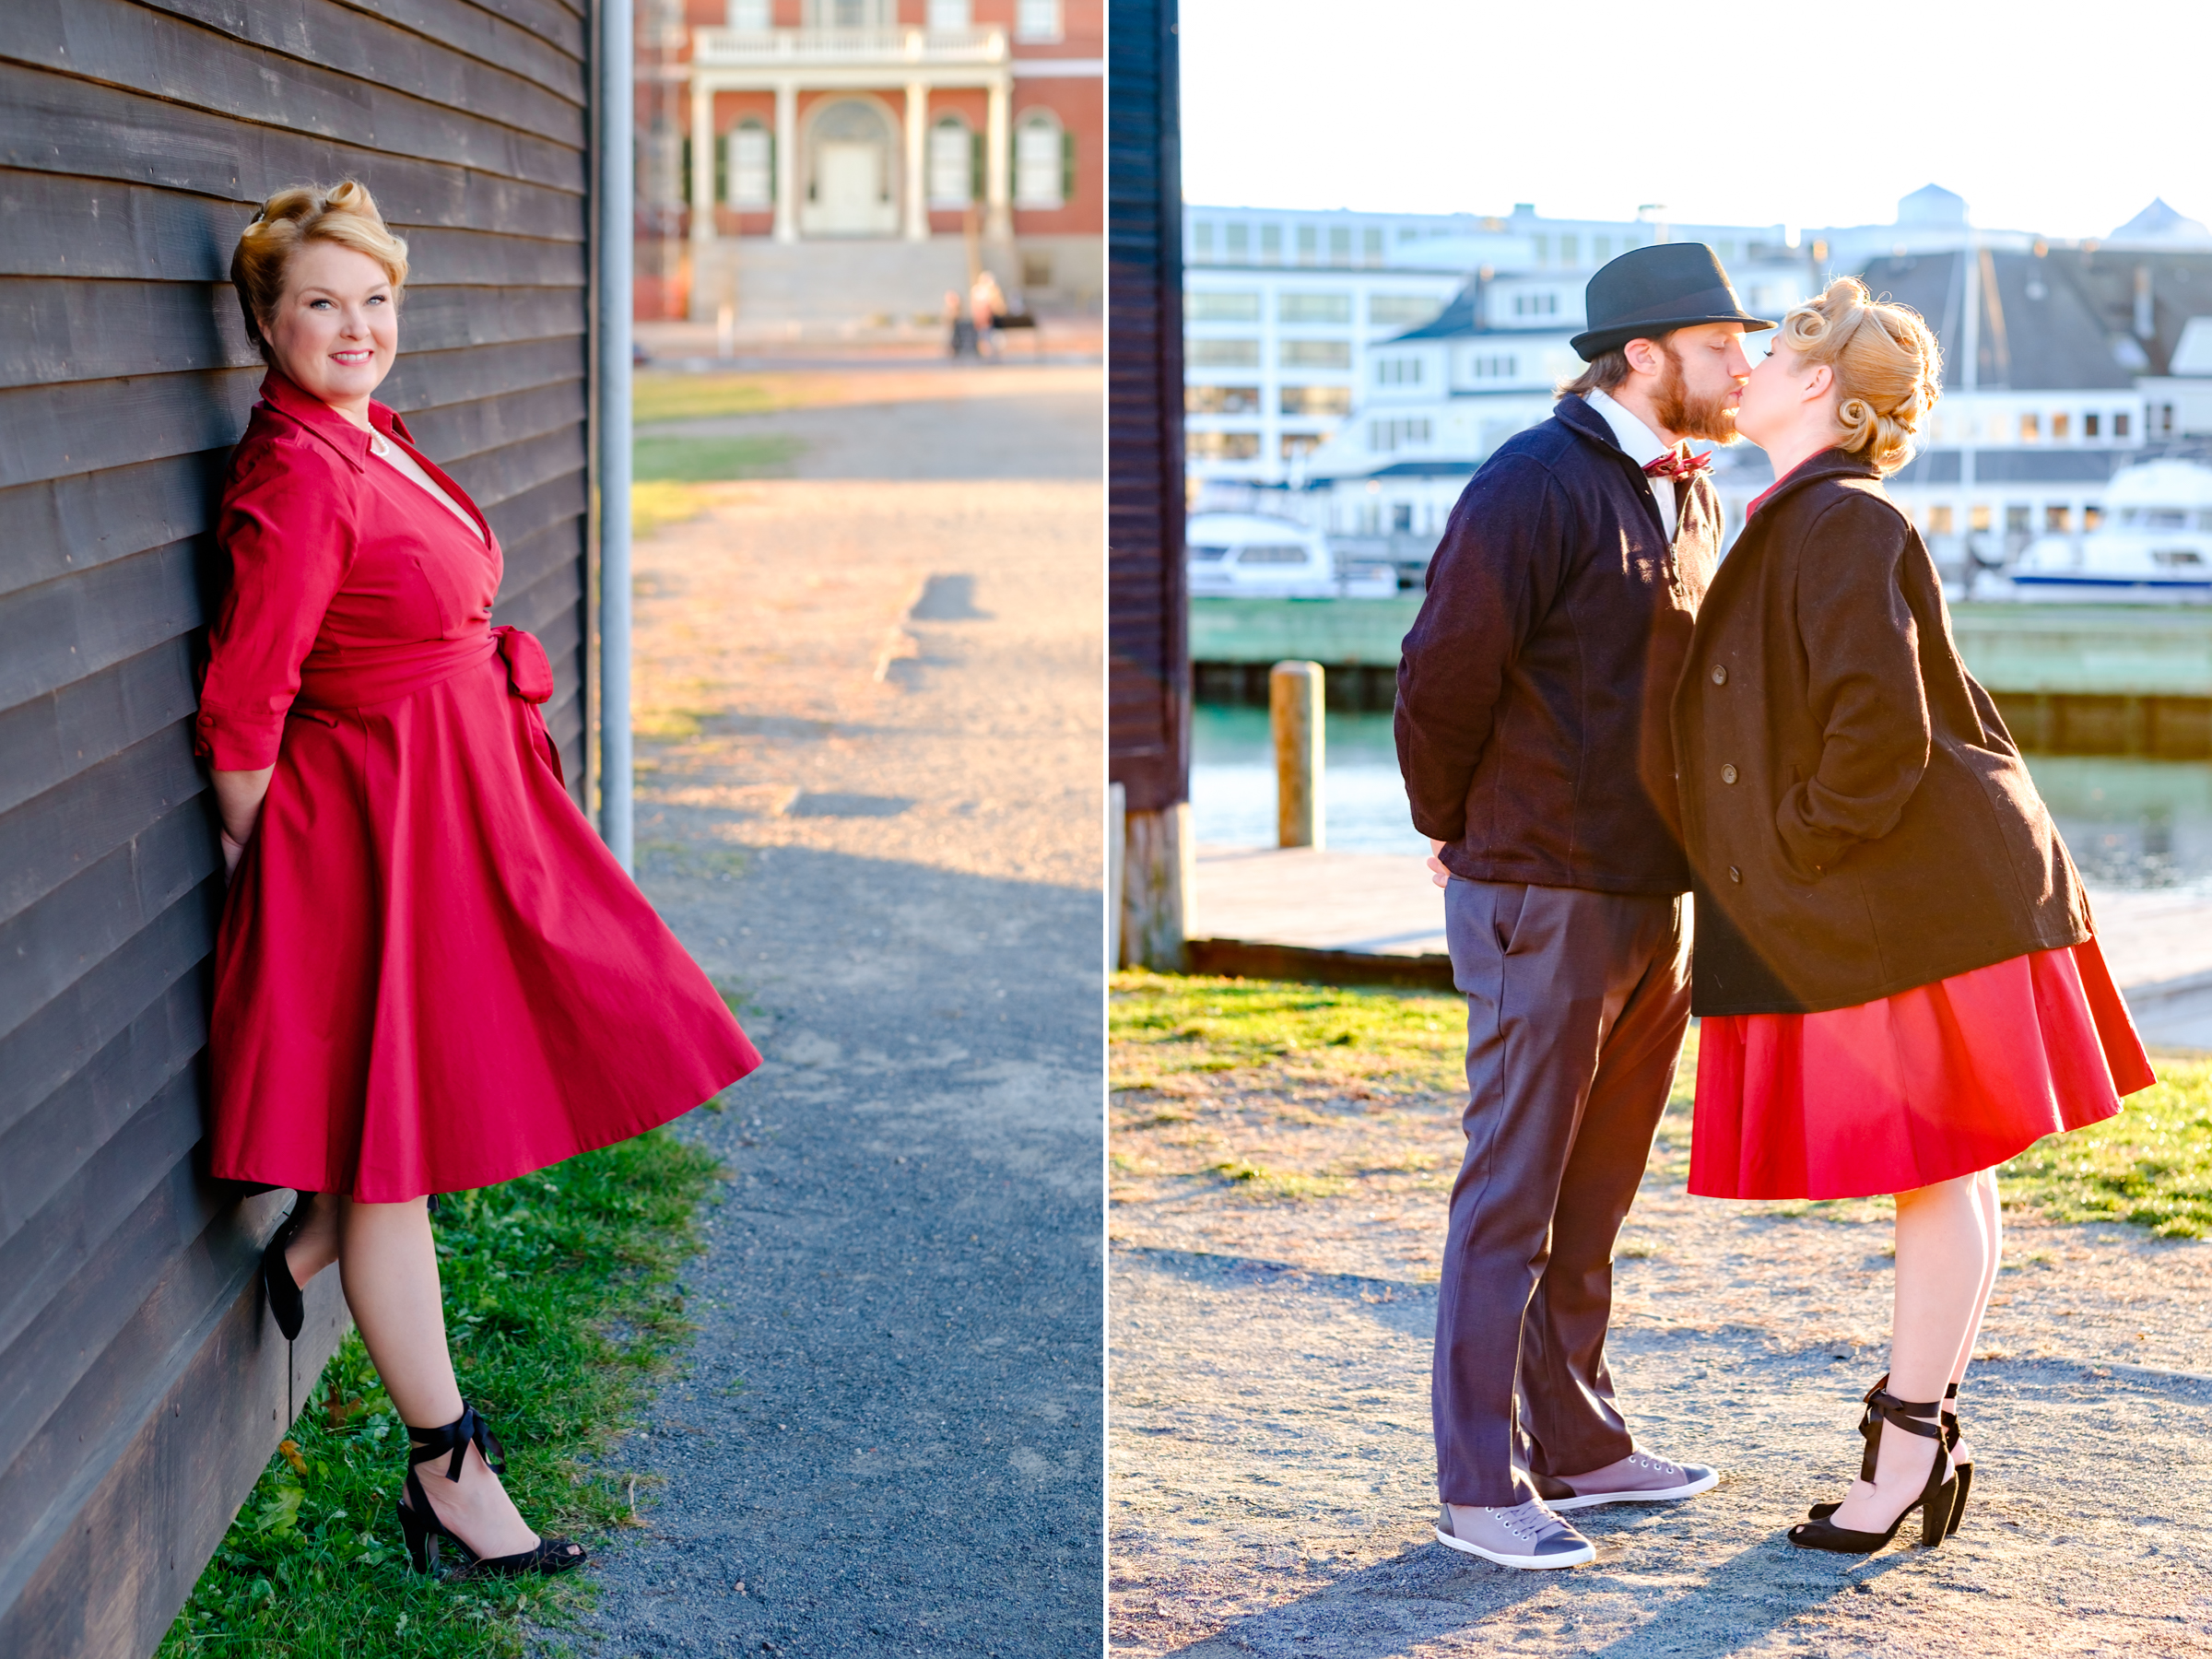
[264,240,397,415]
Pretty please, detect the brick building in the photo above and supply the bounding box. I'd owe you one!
[636,0,1101,327]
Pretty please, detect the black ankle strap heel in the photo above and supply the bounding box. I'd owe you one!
[1788,1389,1956,1554]
[1942,1381,1971,1536]
[394,1404,588,1578]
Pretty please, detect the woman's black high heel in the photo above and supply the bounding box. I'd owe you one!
[1788,1388,1955,1554]
[395,1404,587,1577]
[1809,1376,1971,1535]
[260,1201,310,1342]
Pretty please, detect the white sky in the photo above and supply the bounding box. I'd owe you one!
[1178,0,2211,241]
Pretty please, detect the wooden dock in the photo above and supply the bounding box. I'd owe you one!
[1188,845,2212,1050]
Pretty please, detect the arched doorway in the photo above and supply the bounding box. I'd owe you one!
[802,98,898,238]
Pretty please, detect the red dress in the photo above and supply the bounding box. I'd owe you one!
[1689,469,2152,1201]
[196,371,759,1202]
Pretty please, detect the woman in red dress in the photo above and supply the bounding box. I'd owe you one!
[200,183,760,1576]
[1673,277,2153,1555]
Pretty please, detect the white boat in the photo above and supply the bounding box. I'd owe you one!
[2011,459,2212,603]
[1186,512,1398,599]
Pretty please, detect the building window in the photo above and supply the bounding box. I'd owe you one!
[1186,291,1260,322]
[1280,339,1351,369]
[1015,0,1063,41]
[1190,218,1214,260]
[1970,503,1992,532]
[1280,385,1353,416]
[2020,412,2041,441]
[2005,504,2030,534]
[2052,412,2071,440]
[928,117,971,206]
[1362,227,1383,265]
[1187,338,1261,368]
[2043,504,2071,531]
[1594,236,1611,262]
[1559,234,1579,266]
[2085,411,2101,438]
[1374,357,1422,385]
[806,0,891,24]
[1466,353,1518,379]
[1297,225,1318,265]
[927,0,971,27]
[1187,385,1261,415]
[1260,225,1281,263]
[727,122,772,207]
[729,0,771,29]
[1392,503,1414,533]
[1187,430,1261,462]
[1329,226,1351,265]
[2161,403,2176,435]
[1014,112,1065,209]
[1370,293,1441,326]
[1928,505,1954,534]
[1281,433,1324,461]
[2085,504,2103,529]
[1512,292,1559,317]
[1370,418,1432,452]
[1533,234,1550,264]
[2114,411,2131,437]
[1278,292,1351,324]
[1225,222,1247,260]
[1717,241,1736,260]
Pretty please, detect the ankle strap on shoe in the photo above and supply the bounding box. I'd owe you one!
[406,1403,506,1483]
[1855,1390,1945,1485]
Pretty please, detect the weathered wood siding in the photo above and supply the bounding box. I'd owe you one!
[0,2,595,1652]
[1105,0,1188,815]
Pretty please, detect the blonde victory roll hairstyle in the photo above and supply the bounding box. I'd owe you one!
[229,182,410,364]
[1777,276,1942,474]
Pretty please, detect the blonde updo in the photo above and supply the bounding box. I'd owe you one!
[1775,276,1942,474]
[229,182,409,364]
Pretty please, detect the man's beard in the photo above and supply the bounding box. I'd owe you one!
[1653,341,1740,443]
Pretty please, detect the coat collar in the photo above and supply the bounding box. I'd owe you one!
[1746,445,1882,521]
[256,366,411,471]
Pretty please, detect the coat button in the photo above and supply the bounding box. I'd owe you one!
[1727,865,1741,883]
[1721,763,1738,784]
[1711,665,1728,686]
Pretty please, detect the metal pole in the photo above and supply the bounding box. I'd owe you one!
[598,0,635,871]
[1269,661,1324,850]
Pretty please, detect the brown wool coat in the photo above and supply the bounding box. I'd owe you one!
[1670,448,2091,1016]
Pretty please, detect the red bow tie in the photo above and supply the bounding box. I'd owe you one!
[1644,446,1713,482]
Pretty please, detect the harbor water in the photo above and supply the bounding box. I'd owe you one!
[1192,705,2212,893]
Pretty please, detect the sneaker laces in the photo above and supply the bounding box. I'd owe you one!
[1485,1498,1571,1543]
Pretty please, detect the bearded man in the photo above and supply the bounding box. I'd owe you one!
[1394,243,1771,1568]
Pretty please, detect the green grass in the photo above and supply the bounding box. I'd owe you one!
[629,479,714,541]
[1112,971,2212,1238]
[159,1128,722,1658]
[633,433,803,484]
[632,372,812,425]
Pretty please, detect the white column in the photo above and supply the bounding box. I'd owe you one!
[689,76,715,253]
[903,80,928,241]
[773,79,798,243]
[983,74,1011,242]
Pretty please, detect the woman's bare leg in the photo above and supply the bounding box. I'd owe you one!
[282,1191,341,1287]
[338,1197,538,1558]
[1830,1172,1985,1531]
[1944,1169,2003,1464]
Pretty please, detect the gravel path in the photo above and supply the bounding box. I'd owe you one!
[562,371,1103,1656]
[1110,1044,2212,1654]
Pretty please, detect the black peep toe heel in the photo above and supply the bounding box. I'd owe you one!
[1808,1375,1971,1535]
[260,1201,309,1342]
[1788,1388,1956,1554]
[395,1404,588,1578]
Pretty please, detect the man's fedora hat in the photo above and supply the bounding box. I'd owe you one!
[1570,242,1776,361]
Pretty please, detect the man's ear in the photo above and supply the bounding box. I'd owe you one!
[1622,336,1665,378]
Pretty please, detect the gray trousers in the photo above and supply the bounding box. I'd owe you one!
[1432,878,1691,1507]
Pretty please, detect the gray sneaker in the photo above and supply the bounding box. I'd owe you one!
[1434,1500,1595,1570]
[1538,1451,1720,1512]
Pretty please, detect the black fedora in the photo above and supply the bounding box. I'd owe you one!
[1570,242,1775,360]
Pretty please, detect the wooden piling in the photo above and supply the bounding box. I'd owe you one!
[1270,661,1325,850]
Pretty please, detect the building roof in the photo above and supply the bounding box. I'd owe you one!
[1387,278,1482,341]
[1856,251,2137,392]
[2054,246,2212,377]
[2109,198,2212,247]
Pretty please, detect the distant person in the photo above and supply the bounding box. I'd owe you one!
[1395,244,1770,1568]
[971,270,1006,358]
[945,287,978,358]
[201,182,760,1577]
[1676,278,2153,1554]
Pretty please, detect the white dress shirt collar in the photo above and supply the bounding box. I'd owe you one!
[1583,386,1679,538]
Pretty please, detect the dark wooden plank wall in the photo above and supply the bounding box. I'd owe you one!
[0,0,595,1652]
[1106,0,1188,815]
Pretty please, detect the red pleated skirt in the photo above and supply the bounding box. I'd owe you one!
[207,633,761,1202]
[1689,938,2155,1200]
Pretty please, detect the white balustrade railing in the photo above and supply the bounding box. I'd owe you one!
[692,26,1007,65]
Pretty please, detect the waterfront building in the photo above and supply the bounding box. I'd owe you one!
[637,0,1101,326]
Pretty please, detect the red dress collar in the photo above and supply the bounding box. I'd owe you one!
[256,365,413,469]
